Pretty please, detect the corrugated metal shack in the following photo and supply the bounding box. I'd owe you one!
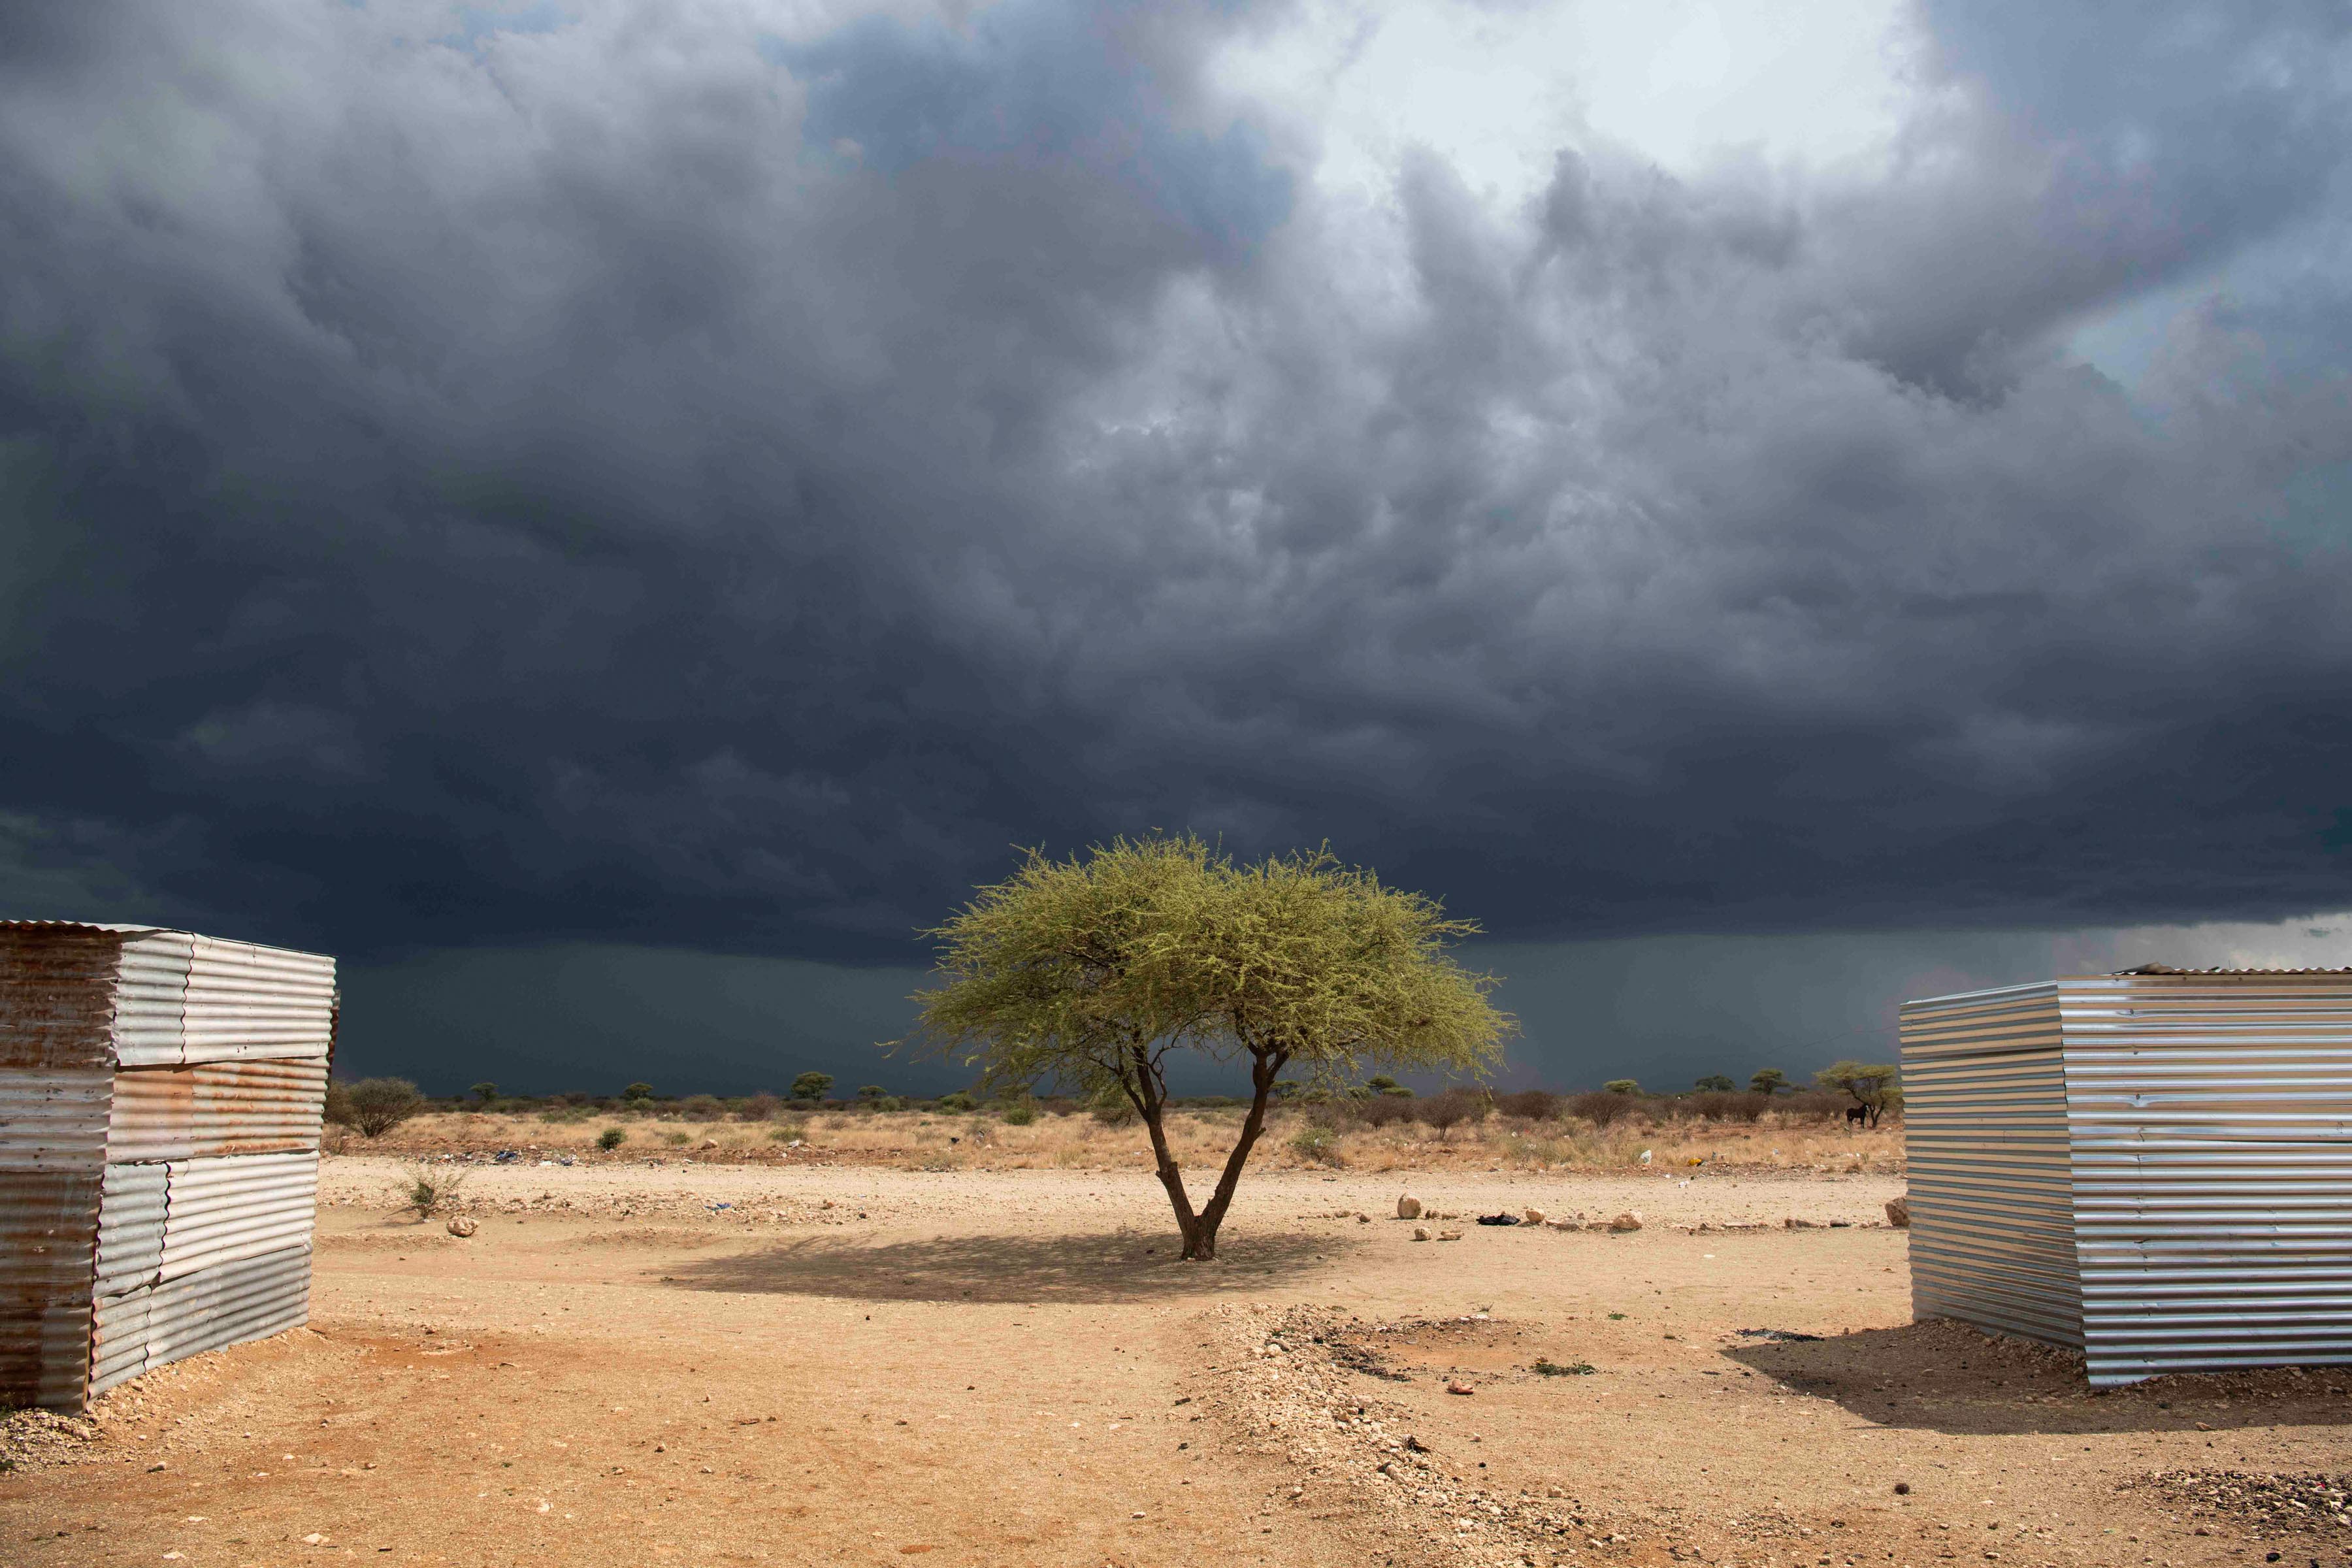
[1901,966,2352,1386]
[1,921,335,1409]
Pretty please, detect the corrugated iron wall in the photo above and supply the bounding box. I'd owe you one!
[1,922,333,1408]
[2063,973,2352,1386]
[90,934,333,1399]
[0,926,119,1409]
[1899,983,2082,1348]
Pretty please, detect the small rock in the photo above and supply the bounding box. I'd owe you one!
[1412,1226,1432,1242]
[1884,1196,1910,1228]
[1610,1212,1642,1232]
[446,1217,478,1238]
[1397,1194,1424,1220]
[1355,1213,1370,1224]
[1893,1482,1910,1495]
[1784,1217,1818,1229]
[303,1534,326,1545]
[700,1138,719,1149]
[1437,1230,1463,1241]
[1639,1149,1653,1165]
[1522,1207,1546,1225]
[1446,1381,1475,1396]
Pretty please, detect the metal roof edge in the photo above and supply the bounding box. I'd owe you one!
[1900,979,2061,1009]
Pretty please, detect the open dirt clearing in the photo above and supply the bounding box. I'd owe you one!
[6,1160,2347,1568]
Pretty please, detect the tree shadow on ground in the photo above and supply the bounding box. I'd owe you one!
[1723,1318,2352,1437]
[659,1227,1350,1305]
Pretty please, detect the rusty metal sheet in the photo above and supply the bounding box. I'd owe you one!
[106,1060,328,1162]
[159,1151,319,1282]
[1,923,119,1408]
[0,924,123,1070]
[0,1164,103,1411]
[179,936,335,1064]
[93,1161,167,1298]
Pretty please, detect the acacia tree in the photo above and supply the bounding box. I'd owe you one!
[909,835,1512,1260]
[1817,1060,1901,1126]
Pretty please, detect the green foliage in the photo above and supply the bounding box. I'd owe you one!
[1288,1122,1344,1166]
[663,1130,690,1146]
[906,834,1512,1259]
[1532,1358,1595,1376]
[345,1078,426,1138]
[937,1090,975,1113]
[323,1079,355,1130]
[857,1084,887,1100]
[1748,1068,1789,1096]
[470,1081,498,1105]
[1816,1060,1901,1125]
[596,1126,627,1151]
[1692,1073,1735,1092]
[404,1162,465,1217]
[623,1082,655,1102]
[679,1094,726,1121]
[1001,1104,1036,1126]
[789,1071,834,1102]
[1602,1079,1640,1095]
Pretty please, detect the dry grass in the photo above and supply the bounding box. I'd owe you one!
[346,1105,1905,1174]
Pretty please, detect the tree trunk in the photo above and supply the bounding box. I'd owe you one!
[1184,1047,1288,1261]
[1137,1099,1204,1257]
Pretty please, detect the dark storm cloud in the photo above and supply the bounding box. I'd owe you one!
[3,0,2351,970]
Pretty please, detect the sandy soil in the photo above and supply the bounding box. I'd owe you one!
[5,1159,2347,1568]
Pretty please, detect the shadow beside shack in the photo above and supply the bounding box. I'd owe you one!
[1724,1318,2352,1437]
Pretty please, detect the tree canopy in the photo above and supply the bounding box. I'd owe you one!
[906,834,1512,1258]
[1816,1060,1901,1126]
[1749,1068,1789,1095]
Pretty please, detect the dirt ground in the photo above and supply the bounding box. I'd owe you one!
[5,1158,2348,1568]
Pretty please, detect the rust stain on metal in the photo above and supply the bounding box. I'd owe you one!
[0,925,120,1069]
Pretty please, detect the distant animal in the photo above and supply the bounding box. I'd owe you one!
[1844,1104,1869,1128]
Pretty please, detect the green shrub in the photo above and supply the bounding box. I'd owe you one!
[1532,1358,1595,1377]
[789,1071,834,1102]
[344,1078,426,1139]
[596,1126,626,1151]
[404,1163,465,1218]
[1001,1105,1036,1126]
[663,1130,690,1147]
[1288,1123,1344,1166]
[938,1090,975,1113]
[623,1082,655,1102]
[679,1094,726,1122]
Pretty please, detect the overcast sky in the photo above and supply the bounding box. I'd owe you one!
[6,2,2351,1093]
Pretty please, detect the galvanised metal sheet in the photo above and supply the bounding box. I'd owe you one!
[178,936,335,1064]
[93,1160,167,1298]
[106,1059,329,1162]
[2061,972,2352,1386]
[88,1245,312,1396]
[159,1151,319,1281]
[88,1286,152,1396]
[0,1066,114,1165]
[1900,983,2081,1348]
[140,1243,310,1373]
[112,930,195,1068]
[0,924,119,1409]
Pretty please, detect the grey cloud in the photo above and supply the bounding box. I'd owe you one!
[1,0,2351,978]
